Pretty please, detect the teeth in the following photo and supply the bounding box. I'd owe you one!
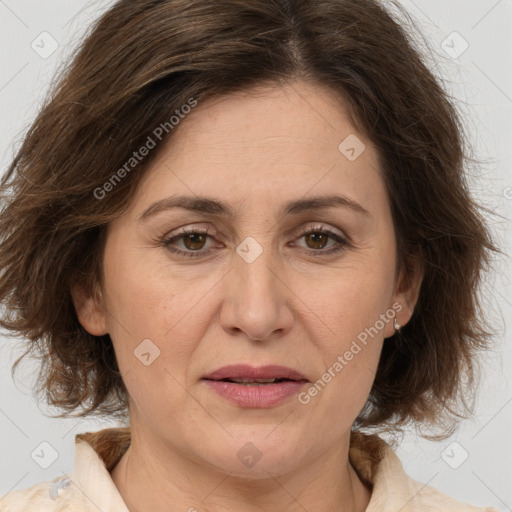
[230,378,277,383]
[237,382,271,386]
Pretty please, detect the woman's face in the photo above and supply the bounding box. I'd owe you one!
[75,80,421,477]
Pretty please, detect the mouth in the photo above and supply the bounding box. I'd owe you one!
[202,364,309,384]
[203,377,307,386]
[201,365,309,408]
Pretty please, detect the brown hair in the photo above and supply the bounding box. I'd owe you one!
[0,0,502,436]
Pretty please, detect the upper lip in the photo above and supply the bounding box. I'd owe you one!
[203,364,308,381]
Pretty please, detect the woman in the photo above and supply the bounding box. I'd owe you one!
[0,0,502,510]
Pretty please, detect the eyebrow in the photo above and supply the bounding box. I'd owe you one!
[137,194,371,222]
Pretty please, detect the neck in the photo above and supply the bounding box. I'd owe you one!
[110,426,372,512]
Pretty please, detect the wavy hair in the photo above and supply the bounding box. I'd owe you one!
[0,0,502,437]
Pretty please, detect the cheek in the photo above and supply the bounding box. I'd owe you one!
[102,252,221,386]
[102,242,185,337]
[300,296,385,422]
[298,262,394,341]
[294,260,392,405]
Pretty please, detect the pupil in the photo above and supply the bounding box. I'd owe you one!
[185,233,205,250]
[307,233,327,249]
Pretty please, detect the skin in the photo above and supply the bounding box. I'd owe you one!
[72,79,423,512]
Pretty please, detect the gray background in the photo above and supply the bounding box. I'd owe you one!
[0,0,511,509]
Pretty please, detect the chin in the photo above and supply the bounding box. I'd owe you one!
[199,430,307,478]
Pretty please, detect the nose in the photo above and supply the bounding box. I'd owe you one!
[219,244,294,342]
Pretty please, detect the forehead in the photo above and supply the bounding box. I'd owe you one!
[129,80,386,222]
[167,80,368,160]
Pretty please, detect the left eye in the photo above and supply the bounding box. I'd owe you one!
[161,226,349,258]
[162,227,218,257]
[293,228,343,251]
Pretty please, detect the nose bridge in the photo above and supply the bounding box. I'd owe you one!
[234,234,280,306]
[222,233,292,340]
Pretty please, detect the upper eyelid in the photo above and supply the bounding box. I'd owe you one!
[161,225,351,259]
[164,225,348,251]
[168,223,346,241]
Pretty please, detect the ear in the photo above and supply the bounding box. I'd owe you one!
[384,252,424,339]
[70,278,109,336]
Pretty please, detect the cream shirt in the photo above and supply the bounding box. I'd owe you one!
[0,427,499,511]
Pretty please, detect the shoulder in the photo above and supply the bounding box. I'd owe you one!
[0,477,87,511]
[1,427,131,512]
[349,431,499,512]
[378,466,499,512]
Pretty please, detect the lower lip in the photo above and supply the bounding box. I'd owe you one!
[203,379,308,408]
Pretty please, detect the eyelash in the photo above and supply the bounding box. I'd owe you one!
[161,226,350,258]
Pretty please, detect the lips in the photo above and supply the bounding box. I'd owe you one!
[202,364,309,408]
[202,364,308,383]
